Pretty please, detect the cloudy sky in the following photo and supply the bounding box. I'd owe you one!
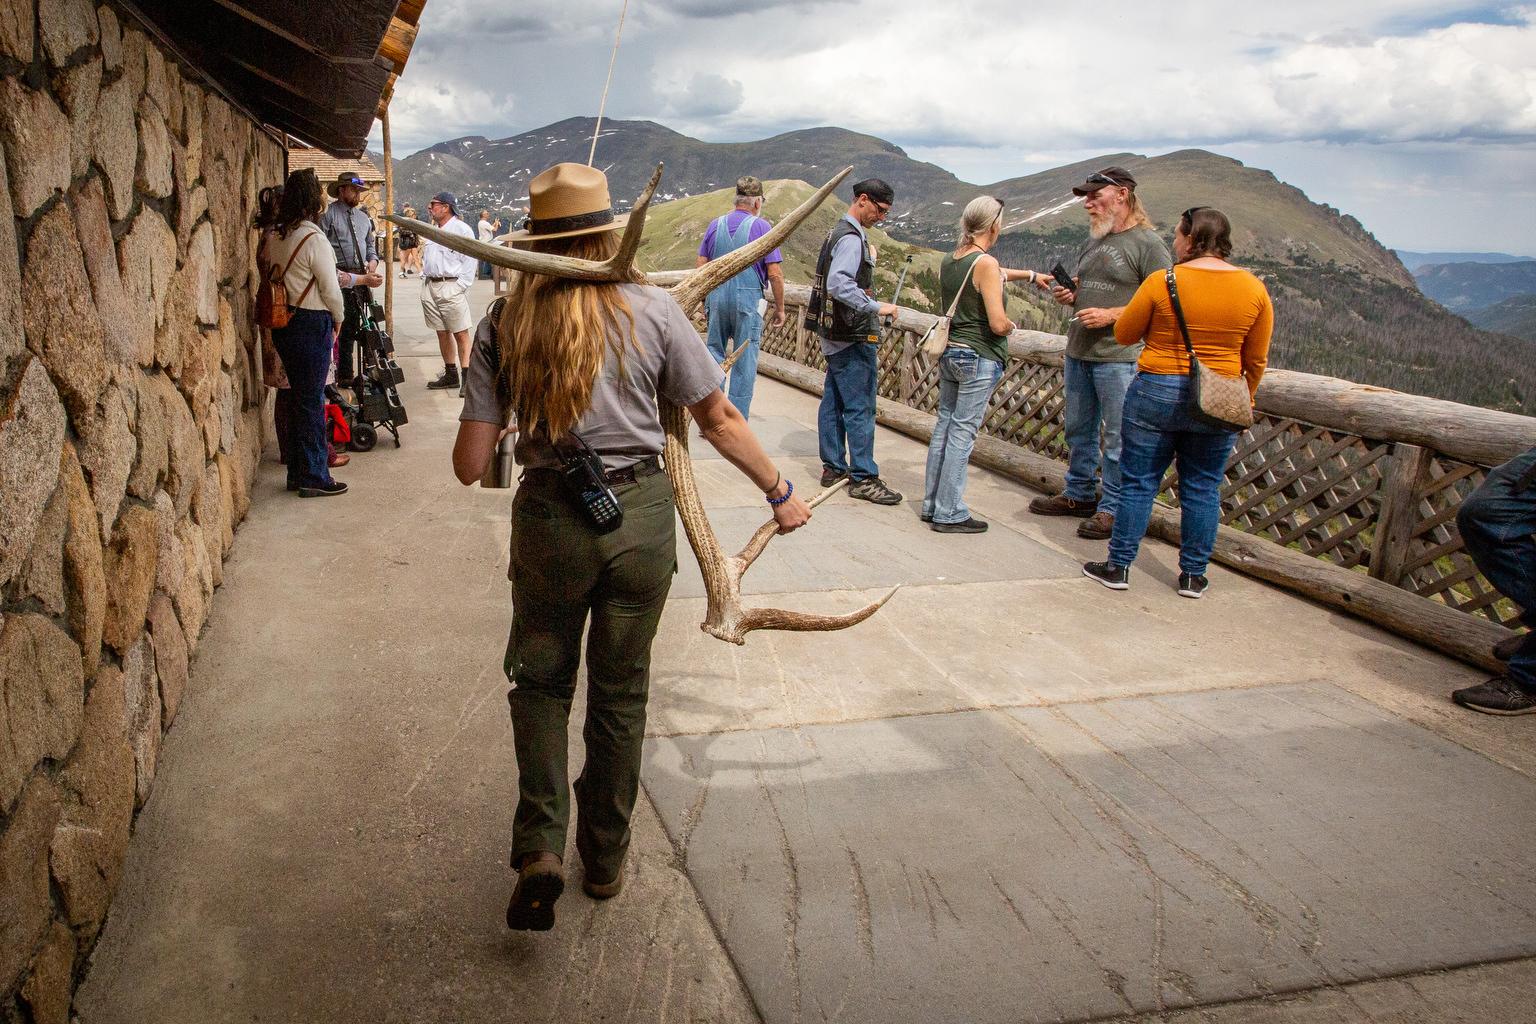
[371,0,1536,255]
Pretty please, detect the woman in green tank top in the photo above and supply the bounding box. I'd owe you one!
[921,196,1042,533]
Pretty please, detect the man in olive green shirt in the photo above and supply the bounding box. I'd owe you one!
[1032,167,1172,540]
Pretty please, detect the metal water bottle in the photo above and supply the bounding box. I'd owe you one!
[481,434,515,489]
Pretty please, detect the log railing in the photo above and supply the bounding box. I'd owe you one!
[662,277,1532,669]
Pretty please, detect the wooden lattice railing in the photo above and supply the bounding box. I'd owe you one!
[723,281,1534,664]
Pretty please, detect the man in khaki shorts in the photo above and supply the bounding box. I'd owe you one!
[421,190,478,390]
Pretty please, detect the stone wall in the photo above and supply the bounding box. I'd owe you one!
[0,1,283,1019]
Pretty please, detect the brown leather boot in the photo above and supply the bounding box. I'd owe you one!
[1028,493,1097,518]
[506,852,564,931]
[1077,510,1114,539]
[582,860,625,900]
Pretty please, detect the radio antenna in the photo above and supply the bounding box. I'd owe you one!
[588,0,631,166]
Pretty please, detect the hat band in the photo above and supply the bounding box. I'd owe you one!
[525,208,614,235]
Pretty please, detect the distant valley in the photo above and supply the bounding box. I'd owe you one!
[381,117,1535,414]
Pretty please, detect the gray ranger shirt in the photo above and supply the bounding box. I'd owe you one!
[319,199,377,273]
[1066,225,1172,362]
[460,284,725,473]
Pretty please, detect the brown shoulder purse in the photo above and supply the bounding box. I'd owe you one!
[1165,268,1253,431]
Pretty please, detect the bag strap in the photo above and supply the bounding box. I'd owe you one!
[1165,268,1197,374]
[945,253,981,318]
[273,229,319,282]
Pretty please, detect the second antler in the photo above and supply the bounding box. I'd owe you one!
[395,164,899,644]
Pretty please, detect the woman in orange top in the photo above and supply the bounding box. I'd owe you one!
[1082,207,1273,598]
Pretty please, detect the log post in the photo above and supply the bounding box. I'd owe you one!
[1369,443,1431,587]
[382,106,394,339]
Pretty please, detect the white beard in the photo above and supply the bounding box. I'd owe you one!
[1088,209,1114,239]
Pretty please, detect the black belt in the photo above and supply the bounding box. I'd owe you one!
[426,275,456,282]
[525,455,662,487]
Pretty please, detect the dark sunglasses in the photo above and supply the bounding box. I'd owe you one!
[1085,172,1125,189]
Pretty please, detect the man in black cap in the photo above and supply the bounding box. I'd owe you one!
[420,191,478,390]
[1031,166,1171,540]
[320,171,384,388]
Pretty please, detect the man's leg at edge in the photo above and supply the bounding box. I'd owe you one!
[818,346,849,476]
[1093,360,1137,517]
[1061,355,1103,502]
[844,342,880,481]
[1455,450,1536,704]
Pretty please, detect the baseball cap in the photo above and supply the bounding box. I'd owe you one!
[735,175,764,197]
[1072,167,1137,196]
[430,190,458,212]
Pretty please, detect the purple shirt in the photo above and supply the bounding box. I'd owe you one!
[698,210,782,286]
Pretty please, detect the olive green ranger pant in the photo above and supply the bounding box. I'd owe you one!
[503,465,675,881]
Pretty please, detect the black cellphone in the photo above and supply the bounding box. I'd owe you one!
[1050,263,1076,292]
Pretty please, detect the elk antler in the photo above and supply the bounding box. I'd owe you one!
[384,164,664,282]
[406,164,898,644]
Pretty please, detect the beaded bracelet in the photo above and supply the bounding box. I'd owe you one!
[767,479,794,507]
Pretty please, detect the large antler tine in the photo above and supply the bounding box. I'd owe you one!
[730,586,901,642]
[672,166,854,313]
[734,478,848,569]
[601,163,663,280]
[384,215,629,282]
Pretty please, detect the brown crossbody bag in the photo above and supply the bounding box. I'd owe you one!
[1165,268,1253,432]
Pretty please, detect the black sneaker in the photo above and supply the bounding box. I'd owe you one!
[1177,573,1209,599]
[298,480,348,498]
[426,367,460,390]
[932,516,988,534]
[1451,675,1536,716]
[848,477,902,505]
[1083,561,1129,590]
[1494,633,1529,662]
[919,512,933,523]
[820,467,848,488]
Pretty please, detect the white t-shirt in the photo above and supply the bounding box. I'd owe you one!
[477,219,496,243]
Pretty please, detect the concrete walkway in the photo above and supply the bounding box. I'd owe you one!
[77,281,1536,1023]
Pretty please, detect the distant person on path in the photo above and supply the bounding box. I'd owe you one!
[263,168,348,497]
[695,175,786,419]
[319,171,384,388]
[451,162,810,930]
[421,191,478,390]
[810,177,901,504]
[1451,447,1536,714]
[1081,207,1271,596]
[921,195,1048,533]
[477,209,500,279]
[1031,167,1172,540]
[398,205,422,278]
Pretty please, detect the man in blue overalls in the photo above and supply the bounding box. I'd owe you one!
[695,176,786,420]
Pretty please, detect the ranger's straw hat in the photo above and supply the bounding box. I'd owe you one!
[503,163,629,244]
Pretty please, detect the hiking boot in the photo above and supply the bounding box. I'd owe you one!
[1177,573,1210,599]
[426,366,460,390]
[1451,675,1536,716]
[1077,510,1114,539]
[1029,493,1097,518]
[820,467,848,488]
[848,477,902,505]
[507,853,565,931]
[932,517,988,534]
[582,861,625,900]
[919,512,933,523]
[1494,633,1529,662]
[298,480,348,498]
[1083,561,1129,590]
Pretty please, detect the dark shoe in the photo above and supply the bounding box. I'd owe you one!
[507,853,565,931]
[426,367,460,390]
[1452,675,1536,716]
[820,467,848,488]
[1029,493,1097,518]
[919,512,933,523]
[1083,561,1129,590]
[848,477,902,505]
[285,480,299,492]
[932,517,988,534]
[1494,633,1529,662]
[1178,573,1209,599]
[1077,510,1114,540]
[582,862,625,900]
[298,480,348,498]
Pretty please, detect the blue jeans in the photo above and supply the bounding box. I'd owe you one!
[1457,447,1536,686]
[1108,373,1237,576]
[705,293,763,420]
[271,308,336,489]
[1063,356,1136,515]
[922,347,1002,524]
[818,341,879,481]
